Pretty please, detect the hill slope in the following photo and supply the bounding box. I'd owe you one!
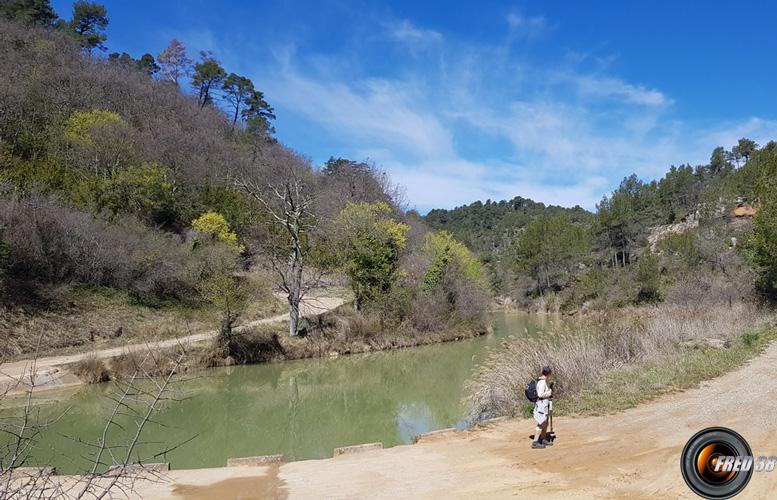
[425,197,593,289]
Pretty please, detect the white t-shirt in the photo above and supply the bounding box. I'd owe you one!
[535,377,552,414]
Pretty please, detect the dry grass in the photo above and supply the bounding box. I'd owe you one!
[564,328,777,415]
[466,303,775,421]
[280,306,487,358]
[94,306,488,381]
[0,285,285,360]
[72,356,111,384]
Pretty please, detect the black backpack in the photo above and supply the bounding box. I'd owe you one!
[524,378,539,403]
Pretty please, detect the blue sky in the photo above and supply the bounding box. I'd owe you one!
[52,0,777,212]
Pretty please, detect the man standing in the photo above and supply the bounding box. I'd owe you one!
[531,366,553,449]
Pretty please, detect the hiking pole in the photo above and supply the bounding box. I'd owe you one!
[548,398,555,442]
[548,402,552,433]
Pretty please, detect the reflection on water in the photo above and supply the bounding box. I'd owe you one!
[5,312,560,472]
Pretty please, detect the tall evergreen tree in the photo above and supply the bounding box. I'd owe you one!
[222,73,254,128]
[191,51,226,109]
[242,89,276,136]
[136,53,160,76]
[69,1,108,51]
[0,0,58,26]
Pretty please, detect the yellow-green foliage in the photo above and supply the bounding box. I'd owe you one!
[423,230,486,290]
[84,163,175,222]
[334,202,409,309]
[336,202,408,246]
[0,154,84,194]
[192,211,243,250]
[63,109,125,146]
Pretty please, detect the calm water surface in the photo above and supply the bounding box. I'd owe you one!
[8,312,560,472]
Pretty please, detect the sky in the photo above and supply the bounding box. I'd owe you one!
[51,0,777,212]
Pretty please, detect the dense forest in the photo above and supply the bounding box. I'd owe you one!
[425,197,593,292]
[428,139,777,311]
[0,1,489,359]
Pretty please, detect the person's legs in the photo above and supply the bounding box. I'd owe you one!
[532,410,547,448]
[540,419,553,445]
[537,419,548,441]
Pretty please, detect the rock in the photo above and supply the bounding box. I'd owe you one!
[647,217,700,253]
[493,296,515,306]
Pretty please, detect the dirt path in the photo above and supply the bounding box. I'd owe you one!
[127,340,777,499]
[0,295,345,396]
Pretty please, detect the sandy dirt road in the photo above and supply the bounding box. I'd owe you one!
[0,295,345,396]
[128,340,777,499]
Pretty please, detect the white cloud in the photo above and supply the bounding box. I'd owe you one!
[256,16,777,212]
[389,19,442,45]
[697,117,777,153]
[572,75,671,107]
[389,158,610,211]
[264,67,454,159]
[506,11,546,38]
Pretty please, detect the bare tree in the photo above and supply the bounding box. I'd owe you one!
[237,172,316,336]
[0,354,66,499]
[0,344,190,499]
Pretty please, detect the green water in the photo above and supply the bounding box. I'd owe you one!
[5,312,557,472]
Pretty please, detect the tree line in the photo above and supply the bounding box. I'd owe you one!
[427,138,777,310]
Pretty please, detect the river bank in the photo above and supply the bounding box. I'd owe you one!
[11,339,777,498]
[0,313,546,473]
[0,294,346,396]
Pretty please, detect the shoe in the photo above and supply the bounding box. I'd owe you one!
[541,439,554,446]
[531,441,546,449]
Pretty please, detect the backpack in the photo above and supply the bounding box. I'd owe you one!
[524,378,540,403]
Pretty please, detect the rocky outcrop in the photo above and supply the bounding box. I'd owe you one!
[647,214,699,253]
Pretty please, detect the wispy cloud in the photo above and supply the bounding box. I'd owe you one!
[388,19,443,45]
[254,12,777,212]
[264,67,454,159]
[506,10,546,39]
[572,75,672,107]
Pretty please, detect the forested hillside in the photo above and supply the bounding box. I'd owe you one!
[427,140,777,311]
[425,197,592,290]
[0,2,489,359]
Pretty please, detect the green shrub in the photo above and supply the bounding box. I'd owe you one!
[91,163,177,226]
[0,155,85,195]
[745,153,777,297]
[635,253,661,303]
[657,232,702,268]
[334,202,409,310]
[575,266,607,302]
[185,185,255,237]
